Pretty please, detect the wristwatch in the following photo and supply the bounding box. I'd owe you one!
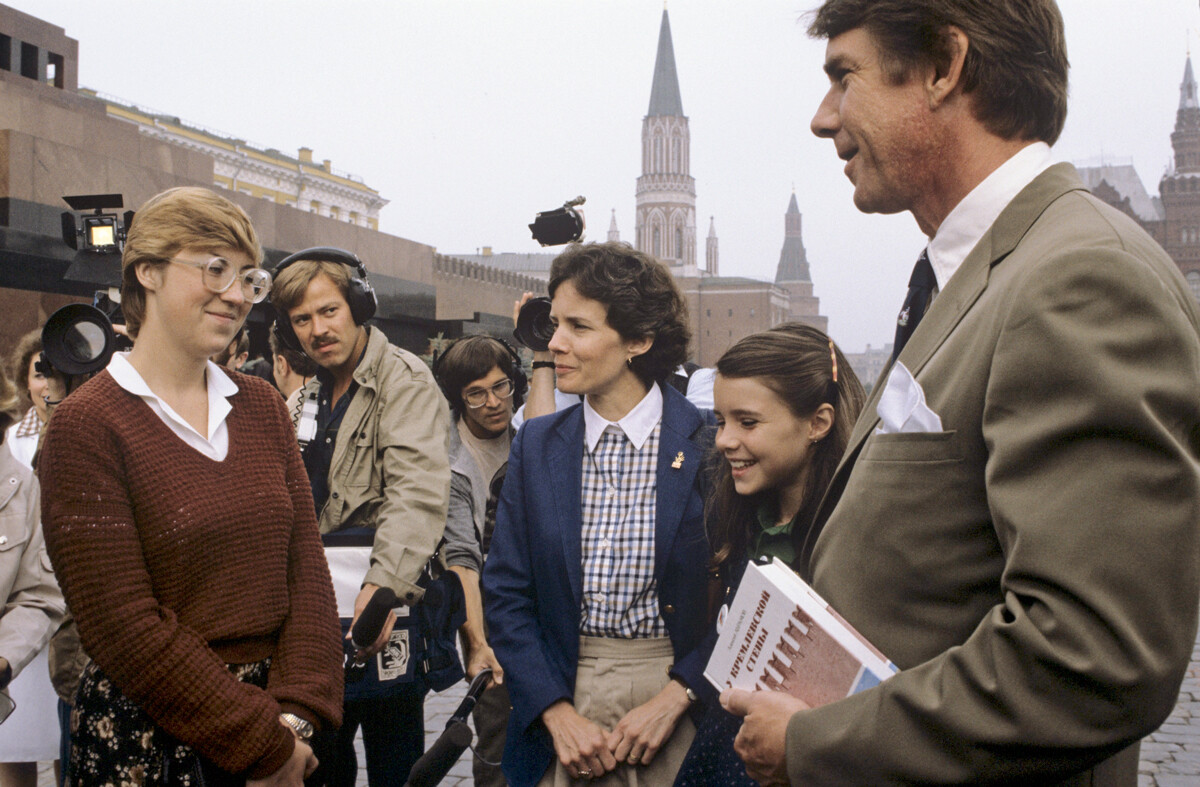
[671,677,698,704]
[280,712,315,741]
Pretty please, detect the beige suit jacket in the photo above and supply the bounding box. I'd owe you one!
[785,164,1200,786]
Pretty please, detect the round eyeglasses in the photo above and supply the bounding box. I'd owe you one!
[169,257,273,303]
[463,378,515,408]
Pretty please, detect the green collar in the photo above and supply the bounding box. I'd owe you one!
[751,501,797,565]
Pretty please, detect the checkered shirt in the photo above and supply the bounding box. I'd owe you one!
[579,423,667,638]
[12,406,42,440]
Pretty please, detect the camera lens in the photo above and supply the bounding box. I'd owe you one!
[63,322,108,364]
[41,304,117,376]
[513,296,554,352]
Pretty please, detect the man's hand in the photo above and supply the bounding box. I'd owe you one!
[465,641,504,687]
[246,737,316,786]
[513,292,533,328]
[348,583,397,659]
[542,700,618,780]
[722,688,809,787]
[606,679,690,767]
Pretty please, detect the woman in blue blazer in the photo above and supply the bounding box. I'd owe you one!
[483,242,714,787]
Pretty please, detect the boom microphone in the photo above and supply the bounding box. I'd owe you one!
[404,721,473,787]
[403,669,495,786]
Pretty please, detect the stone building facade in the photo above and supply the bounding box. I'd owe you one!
[1080,55,1200,302]
[98,94,387,230]
[0,2,537,361]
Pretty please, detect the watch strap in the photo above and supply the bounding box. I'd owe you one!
[280,712,315,741]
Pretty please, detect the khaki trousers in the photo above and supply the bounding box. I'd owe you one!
[539,637,696,787]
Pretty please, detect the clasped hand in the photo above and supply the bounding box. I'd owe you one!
[246,720,319,786]
[542,681,690,779]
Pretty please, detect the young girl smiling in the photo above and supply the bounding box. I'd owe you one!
[675,322,865,786]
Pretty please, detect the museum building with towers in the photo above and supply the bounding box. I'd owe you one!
[1079,54,1200,301]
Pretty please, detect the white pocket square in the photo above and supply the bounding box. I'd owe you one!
[876,361,943,434]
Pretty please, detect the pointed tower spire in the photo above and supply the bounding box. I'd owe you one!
[1182,56,1198,111]
[636,7,696,272]
[608,209,621,242]
[647,10,684,117]
[706,216,719,276]
[775,192,812,283]
[1174,55,1200,173]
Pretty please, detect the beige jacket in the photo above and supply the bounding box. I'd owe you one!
[0,441,65,685]
[293,327,451,603]
[789,164,1200,786]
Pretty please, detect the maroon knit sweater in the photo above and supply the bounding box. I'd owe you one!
[39,370,343,778]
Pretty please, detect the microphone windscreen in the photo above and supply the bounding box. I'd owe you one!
[405,721,473,787]
[351,587,397,649]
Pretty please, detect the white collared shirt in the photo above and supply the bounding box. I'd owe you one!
[583,383,664,452]
[926,141,1055,289]
[107,353,239,461]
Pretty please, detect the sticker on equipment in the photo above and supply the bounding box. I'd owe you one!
[378,629,411,680]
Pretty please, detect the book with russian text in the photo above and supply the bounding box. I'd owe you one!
[704,558,898,705]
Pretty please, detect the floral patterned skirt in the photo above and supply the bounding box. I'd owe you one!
[67,658,270,787]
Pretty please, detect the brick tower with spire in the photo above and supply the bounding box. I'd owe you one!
[1160,55,1200,282]
[635,8,701,274]
[774,192,827,332]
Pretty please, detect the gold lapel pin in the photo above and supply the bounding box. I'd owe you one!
[671,451,685,469]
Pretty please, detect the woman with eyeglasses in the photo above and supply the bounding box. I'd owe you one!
[38,187,343,786]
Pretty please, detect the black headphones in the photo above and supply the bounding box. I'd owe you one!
[271,246,378,353]
[432,336,528,413]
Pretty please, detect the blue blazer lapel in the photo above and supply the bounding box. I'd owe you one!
[549,407,586,609]
[655,387,704,580]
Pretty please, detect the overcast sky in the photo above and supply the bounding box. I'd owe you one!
[9,0,1198,352]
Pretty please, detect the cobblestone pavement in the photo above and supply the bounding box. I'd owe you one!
[1139,632,1200,786]
[35,626,1200,786]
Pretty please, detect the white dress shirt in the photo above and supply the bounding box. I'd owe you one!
[583,382,664,452]
[107,353,239,461]
[927,141,1055,289]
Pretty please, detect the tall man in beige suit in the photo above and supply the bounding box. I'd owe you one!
[723,2,1200,785]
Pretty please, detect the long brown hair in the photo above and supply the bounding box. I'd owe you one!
[708,323,865,570]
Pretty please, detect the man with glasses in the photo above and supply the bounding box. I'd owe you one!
[433,336,525,787]
[269,248,451,786]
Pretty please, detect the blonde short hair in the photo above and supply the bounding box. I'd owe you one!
[269,258,354,315]
[120,187,262,339]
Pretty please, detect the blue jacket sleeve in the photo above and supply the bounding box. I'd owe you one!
[482,425,573,736]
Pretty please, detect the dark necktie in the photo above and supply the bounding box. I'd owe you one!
[890,250,936,364]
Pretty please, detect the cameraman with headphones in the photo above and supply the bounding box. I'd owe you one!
[269,248,451,786]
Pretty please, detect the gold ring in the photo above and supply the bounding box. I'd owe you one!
[628,756,640,765]
[578,769,592,779]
